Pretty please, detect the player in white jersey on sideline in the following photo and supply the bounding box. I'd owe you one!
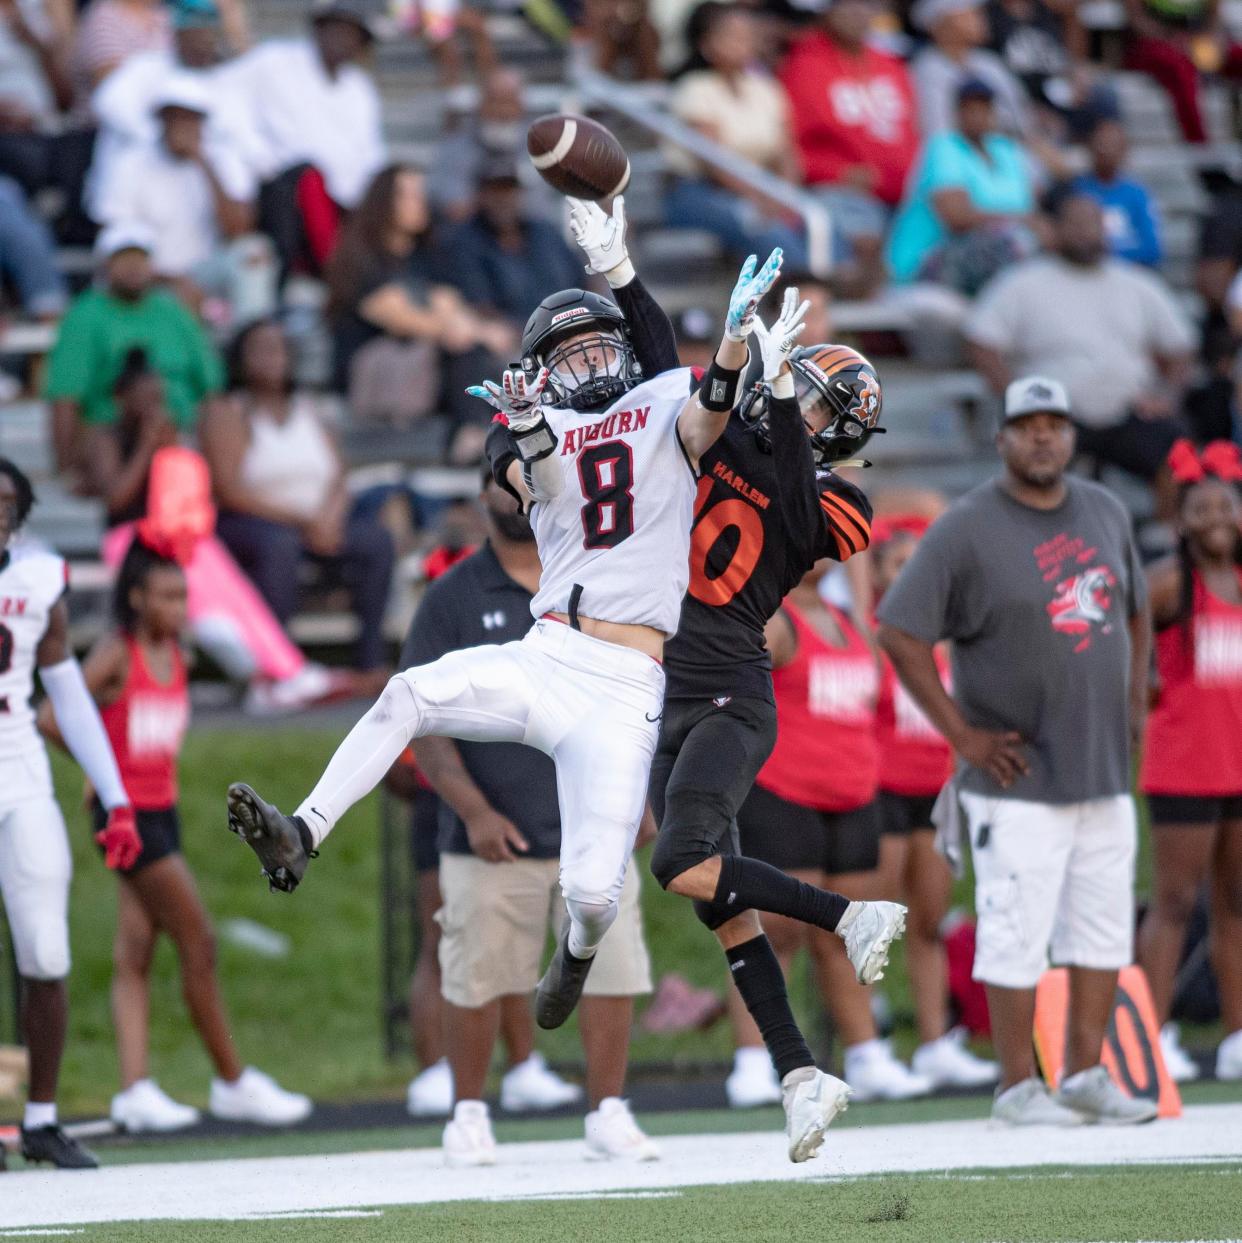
[226,249,784,1017]
[0,458,142,1171]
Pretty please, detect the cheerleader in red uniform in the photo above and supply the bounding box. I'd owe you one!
[872,518,998,1089]
[729,559,932,1103]
[1138,440,1242,1084]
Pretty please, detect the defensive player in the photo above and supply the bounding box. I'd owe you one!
[224,247,817,1079]
[0,459,141,1170]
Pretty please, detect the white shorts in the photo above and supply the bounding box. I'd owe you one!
[437,853,652,1008]
[397,618,665,911]
[960,791,1136,989]
[0,796,72,980]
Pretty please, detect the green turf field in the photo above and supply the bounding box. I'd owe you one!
[20,1164,1242,1243]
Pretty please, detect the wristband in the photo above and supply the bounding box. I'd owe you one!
[512,413,558,462]
[603,257,636,289]
[770,370,796,401]
[697,358,743,413]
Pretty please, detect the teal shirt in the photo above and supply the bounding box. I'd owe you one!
[44,288,223,428]
[887,132,1034,283]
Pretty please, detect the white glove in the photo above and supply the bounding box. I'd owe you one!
[466,367,552,432]
[724,248,783,342]
[568,195,633,287]
[750,287,810,386]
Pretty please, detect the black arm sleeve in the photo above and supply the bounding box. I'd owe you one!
[816,472,873,564]
[612,274,680,377]
[484,418,522,504]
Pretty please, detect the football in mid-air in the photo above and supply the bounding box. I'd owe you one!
[526,113,631,202]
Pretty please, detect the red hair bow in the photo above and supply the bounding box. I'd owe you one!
[872,513,932,547]
[1167,439,1242,485]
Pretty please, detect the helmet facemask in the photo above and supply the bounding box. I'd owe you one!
[539,330,640,412]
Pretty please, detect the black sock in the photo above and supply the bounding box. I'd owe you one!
[714,855,850,932]
[726,935,813,1081]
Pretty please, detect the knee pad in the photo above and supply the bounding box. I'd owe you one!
[650,783,735,890]
[565,895,619,948]
[692,897,736,932]
[15,923,70,982]
[374,673,425,739]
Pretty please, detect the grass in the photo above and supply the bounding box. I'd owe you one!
[0,725,1213,1120]
[24,1164,1242,1242]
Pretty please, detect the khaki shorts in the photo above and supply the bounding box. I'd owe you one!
[437,852,652,1008]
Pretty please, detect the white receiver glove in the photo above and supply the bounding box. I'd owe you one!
[467,367,553,434]
[750,287,810,397]
[568,195,633,288]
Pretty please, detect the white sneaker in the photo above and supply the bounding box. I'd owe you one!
[836,901,907,984]
[110,1080,200,1133]
[1215,1028,1242,1081]
[406,1059,454,1117]
[584,1097,660,1161]
[208,1067,312,1126]
[500,1053,583,1112]
[443,1100,497,1167]
[992,1077,1085,1126]
[725,1048,782,1108]
[781,1067,851,1163]
[1160,1023,1200,1083]
[844,1038,934,1102]
[912,1029,1000,1089]
[1055,1065,1158,1125]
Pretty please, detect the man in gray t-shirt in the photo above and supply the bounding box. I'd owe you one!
[877,375,1156,1128]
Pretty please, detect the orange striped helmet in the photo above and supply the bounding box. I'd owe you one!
[789,344,884,465]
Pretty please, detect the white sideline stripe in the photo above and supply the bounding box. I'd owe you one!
[529,120,577,170]
[1,1104,1240,1229]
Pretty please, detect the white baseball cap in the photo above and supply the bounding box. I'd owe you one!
[1003,375,1072,421]
[152,71,212,117]
[912,0,983,30]
[94,222,157,260]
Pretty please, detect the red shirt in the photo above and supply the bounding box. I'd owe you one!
[101,637,189,810]
[876,646,954,797]
[779,32,919,206]
[758,601,880,811]
[1141,570,1242,797]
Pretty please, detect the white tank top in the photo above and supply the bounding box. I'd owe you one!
[239,398,338,521]
[0,546,65,801]
[529,368,699,638]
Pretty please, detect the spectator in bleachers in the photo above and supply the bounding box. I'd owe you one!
[665,4,805,267]
[966,185,1195,519]
[887,79,1039,293]
[201,317,395,676]
[729,560,933,1105]
[446,166,582,328]
[911,0,1029,138]
[44,222,224,480]
[1071,116,1162,269]
[779,0,919,291]
[1196,182,1242,346]
[72,0,171,106]
[324,163,508,461]
[1183,321,1238,444]
[0,172,66,317]
[582,0,663,80]
[1137,438,1242,1085]
[1123,0,1242,144]
[672,304,716,369]
[232,0,386,275]
[88,72,275,323]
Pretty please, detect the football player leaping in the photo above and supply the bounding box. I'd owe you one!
[567,200,903,1163]
[225,247,785,1043]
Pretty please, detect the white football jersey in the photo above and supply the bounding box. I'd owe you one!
[529,367,700,637]
[0,546,66,802]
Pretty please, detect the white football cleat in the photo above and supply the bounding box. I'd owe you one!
[844,1038,934,1102]
[500,1052,583,1112]
[725,1047,782,1108]
[1159,1023,1200,1083]
[781,1067,851,1163]
[912,1029,1000,1089]
[1055,1065,1157,1125]
[835,901,906,984]
[992,1077,1085,1126]
[111,1080,200,1133]
[1216,1028,1242,1081]
[406,1058,454,1117]
[584,1098,660,1161]
[209,1067,312,1126]
[443,1100,497,1167]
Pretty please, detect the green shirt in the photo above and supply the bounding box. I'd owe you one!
[43,288,223,428]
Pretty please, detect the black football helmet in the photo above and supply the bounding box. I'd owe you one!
[738,343,884,466]
[520,288,642,412]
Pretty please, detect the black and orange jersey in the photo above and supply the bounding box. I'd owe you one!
[664,391,872,703]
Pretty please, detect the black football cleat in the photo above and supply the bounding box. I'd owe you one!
[227,783,315,893]
[21,1125,98,1169]
[534,923,596,1030]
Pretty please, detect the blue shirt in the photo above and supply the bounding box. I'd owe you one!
[887,131,1034,282]
[1072,174,1163,268]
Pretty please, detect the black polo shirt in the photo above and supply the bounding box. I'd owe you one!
[399,542,562,859]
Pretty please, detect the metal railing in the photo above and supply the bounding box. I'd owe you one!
[566,66,834,278]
